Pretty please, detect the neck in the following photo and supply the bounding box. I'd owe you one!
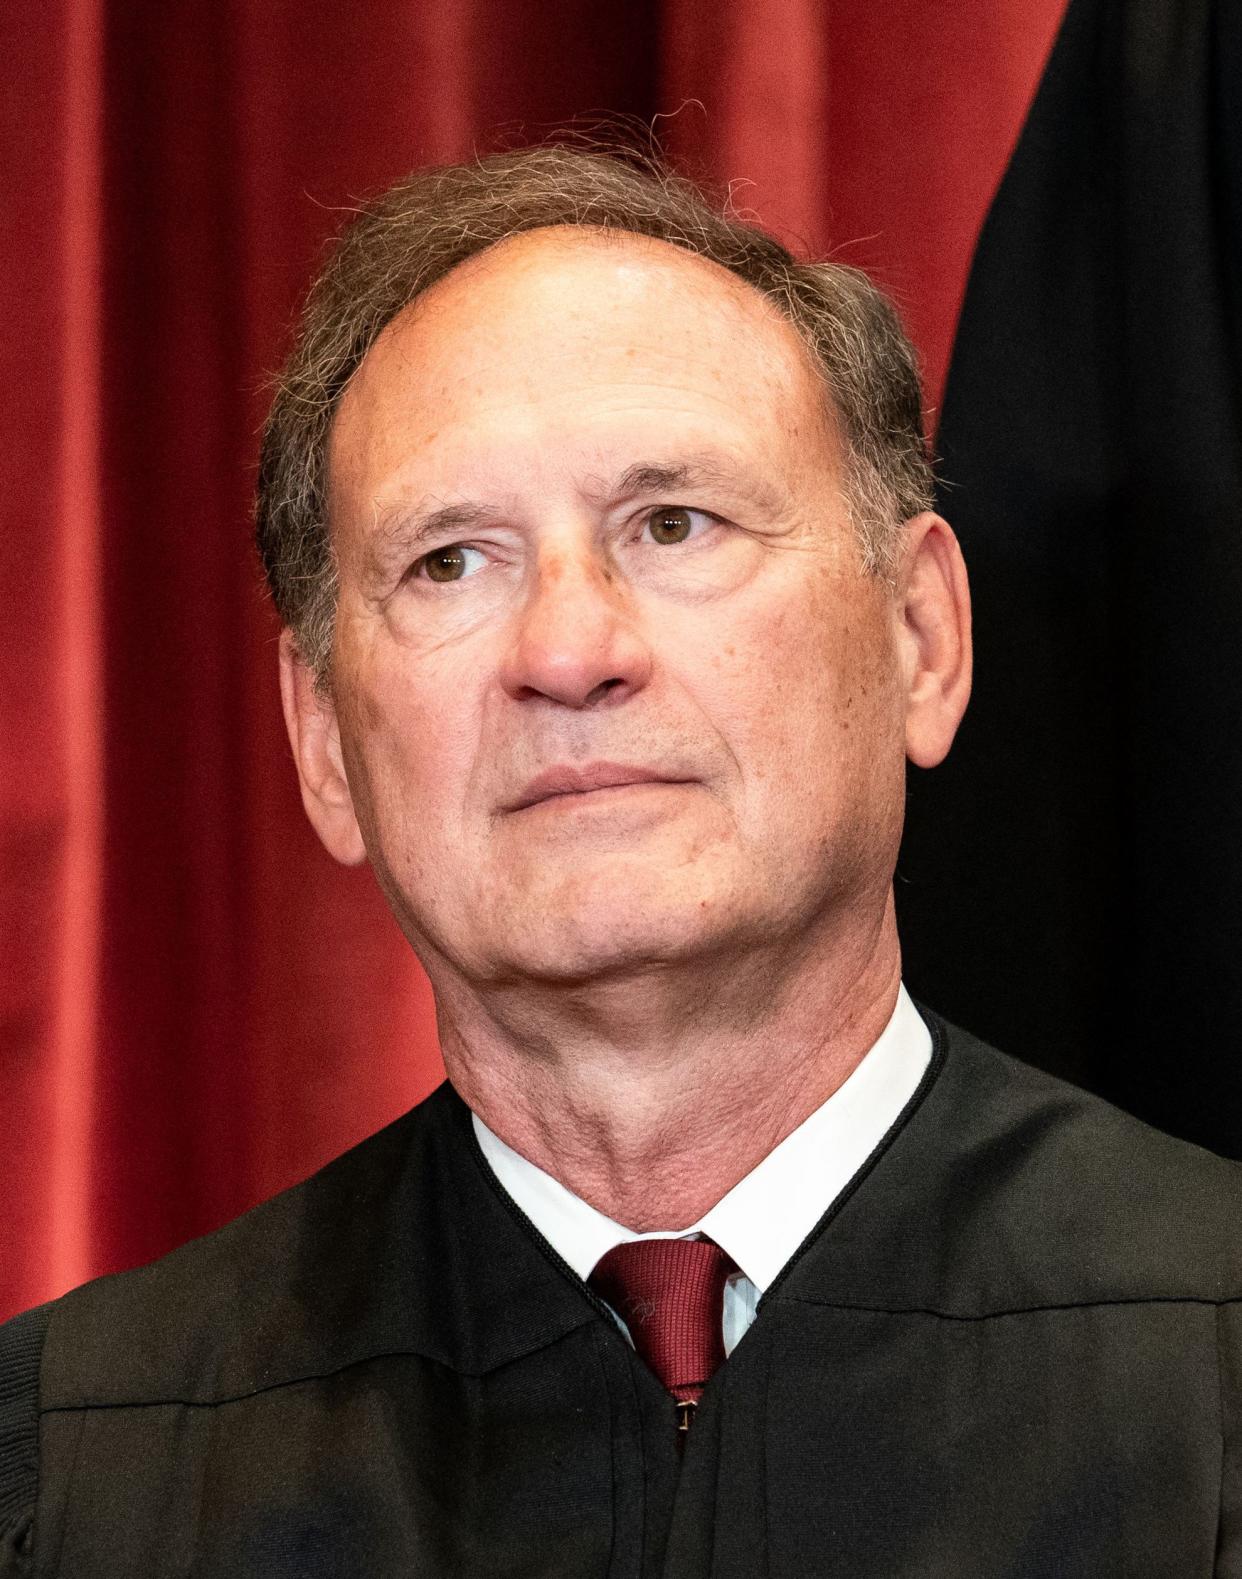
[432,895,903,1231]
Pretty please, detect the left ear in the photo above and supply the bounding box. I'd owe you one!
[893,512,972,769]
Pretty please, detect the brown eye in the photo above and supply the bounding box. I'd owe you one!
[422,545,473,582]
[648,507,695,545]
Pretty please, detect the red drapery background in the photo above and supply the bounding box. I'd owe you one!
[0,0,1066,1322]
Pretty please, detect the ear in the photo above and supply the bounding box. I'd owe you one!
[278,630,368,866]
[894,512,973,769]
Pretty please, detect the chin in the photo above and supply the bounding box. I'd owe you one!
[483,893,736,986]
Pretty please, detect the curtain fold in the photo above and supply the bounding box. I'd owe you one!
[1,0,105,1310]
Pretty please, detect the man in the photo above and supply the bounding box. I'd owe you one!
[1,146,1239,1577]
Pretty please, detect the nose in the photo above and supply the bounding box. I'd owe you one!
[498,541,653,709]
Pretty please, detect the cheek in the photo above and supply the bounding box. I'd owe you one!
[700,582,899,805]
[334,642,478,846]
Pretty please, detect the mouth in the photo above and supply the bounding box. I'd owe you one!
[508,762,692,812]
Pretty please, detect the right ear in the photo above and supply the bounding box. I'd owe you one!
[278,630,368,866]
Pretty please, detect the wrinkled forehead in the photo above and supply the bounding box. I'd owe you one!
[327,228,839,504]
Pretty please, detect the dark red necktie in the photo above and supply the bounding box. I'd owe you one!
[589,1237,736,1436]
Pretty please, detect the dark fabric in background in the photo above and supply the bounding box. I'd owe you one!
[34,0,1242,1324]
[898,0,1242,1158]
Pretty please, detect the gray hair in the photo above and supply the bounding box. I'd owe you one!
[256,144,933,680]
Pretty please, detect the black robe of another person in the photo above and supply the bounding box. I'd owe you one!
[896,0,1242,1156]
[2,1014,1241,1576]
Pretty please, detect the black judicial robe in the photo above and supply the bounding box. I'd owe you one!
[3,1014,1242,1576]
[896,0,1242,1157]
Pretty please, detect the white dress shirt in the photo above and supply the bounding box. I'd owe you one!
[473,985,932,1354]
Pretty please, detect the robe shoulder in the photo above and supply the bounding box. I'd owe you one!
[4,1019,1242,1564]
[0,1082,600,1573]
[774,1013,1242,1318]
[4,1081,593,1418]
[0,1303,52,1573]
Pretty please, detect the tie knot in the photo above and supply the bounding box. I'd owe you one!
[589,1237,736,1404]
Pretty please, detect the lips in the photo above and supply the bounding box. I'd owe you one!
[509,762,686,812]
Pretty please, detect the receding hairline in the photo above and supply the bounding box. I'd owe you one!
[328,220,842,502]
[347,220,823,393]
[401,218,790,289]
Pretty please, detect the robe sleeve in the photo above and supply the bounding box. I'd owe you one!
[0,1304,51,1575]
[1220,1303,1242,1576]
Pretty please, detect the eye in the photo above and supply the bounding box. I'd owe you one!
[416,543,486,583]
[643,506,716,546]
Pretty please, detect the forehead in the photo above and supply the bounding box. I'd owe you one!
[329,228,834,516]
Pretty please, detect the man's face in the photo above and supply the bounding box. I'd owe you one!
[321,229,910,987]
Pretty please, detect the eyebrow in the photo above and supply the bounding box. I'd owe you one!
[371,499,495,556]
[366,451,786,570]
[609,455,786,514]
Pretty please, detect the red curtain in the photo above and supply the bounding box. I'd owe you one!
[0,0,1065,1321]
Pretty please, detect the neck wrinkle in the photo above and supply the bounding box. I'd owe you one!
[437,895,902,1231]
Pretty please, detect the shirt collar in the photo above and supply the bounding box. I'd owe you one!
[472,984,932,1292]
